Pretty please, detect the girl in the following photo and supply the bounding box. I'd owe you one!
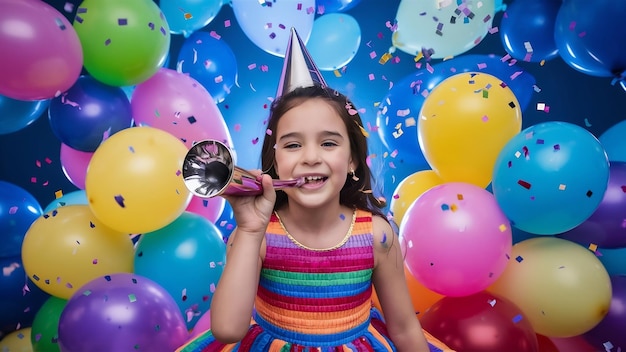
[177,85,453,352]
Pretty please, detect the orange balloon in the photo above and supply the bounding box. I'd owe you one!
[373,265,444,316]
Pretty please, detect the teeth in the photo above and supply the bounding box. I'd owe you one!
[305,176,324,182]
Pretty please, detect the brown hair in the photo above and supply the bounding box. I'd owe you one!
[261,84,385,217]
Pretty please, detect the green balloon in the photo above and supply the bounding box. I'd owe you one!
[30,297,67,352]
[73,0,171,87]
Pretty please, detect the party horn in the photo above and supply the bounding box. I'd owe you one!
[182,139,305,198]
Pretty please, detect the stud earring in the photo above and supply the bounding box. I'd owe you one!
[349,168,359,181]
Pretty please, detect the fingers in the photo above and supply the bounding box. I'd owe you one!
[260,174,276,203]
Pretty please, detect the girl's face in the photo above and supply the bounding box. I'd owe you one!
[273,98,355,210]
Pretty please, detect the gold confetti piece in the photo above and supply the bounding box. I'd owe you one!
[589,243,598,252]
[450,204,458,212]
[333,69,342,77]
[55,190,63,199]
[379,52,392,65]
[499,224,508,232]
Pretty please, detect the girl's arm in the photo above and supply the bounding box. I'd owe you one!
[210,174,276,343]
[371,215,431,352]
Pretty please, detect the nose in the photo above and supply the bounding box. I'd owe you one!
[301,144,321,165]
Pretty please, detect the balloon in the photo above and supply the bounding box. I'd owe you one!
[48,75,133,152]
[583,275,626,351]
[489,237,612,337]
[372,265,443,316]
[376,55,535,160]
[0,328,32,352]
[230,0,315,57]
[43,190,88,213]
[599,119,626,162]
[549,335,597,352]
[58,273,189,352]
[21,205,135,299]
[418,72,522,188]
[419,291,539,352]
[558,162,626,248]
[316,0,362,13]
[0,95,49,135]
[190,310,211,338]
[0,180,43,258]
[215,201,235,243]
[393,0,495,59]
[85,126,192,234]
[500,0,561,63]
[0,0,83,100]
[160,0,223,37]
[492,121,610,235]
[131,68,233,150]
[134,212,226,330]
[185,196,225,223]
[0,255,49,337]
[389,170,443,225]
[72,0,170,86]
[555,0,626,79]
[399,182,512,297]
[306,13,361,71]
[176,31,238,103]
[59,143,93,190]
[31,296,66,352]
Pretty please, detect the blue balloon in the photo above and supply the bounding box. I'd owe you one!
[316,0,362,13]
[160,0,223,37]
[500,0,560,63]
[492,122,610,235]
[0,255,49,335]
[307,13,361,71]
[555,0,626,78]
[0,95,49,135]
[376,54,536,158]
[0,181,42,258]
[134,211,226,330]
[215,201,236,243]
[48,75,133,152]
[599,120,626,162]
[176,31,238,103]
[43,190,88,213]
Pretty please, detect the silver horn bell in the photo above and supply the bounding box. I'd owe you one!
[182,139,305,198]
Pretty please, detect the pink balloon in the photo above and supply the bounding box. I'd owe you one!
[131,68,233,150]
[60,143,93,189]
[190,310,211,338]
[399,182,512,297]
[186,196,225,224]
[0,0,83,100]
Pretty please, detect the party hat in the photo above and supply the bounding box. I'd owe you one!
[275,27,327,98]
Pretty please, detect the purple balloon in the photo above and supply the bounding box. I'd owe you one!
[583,275,626,350]
[558,162,626,248]
[48,75,133,152]
[58,273,189,352]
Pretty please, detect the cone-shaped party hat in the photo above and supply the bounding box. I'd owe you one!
[275,27,327,99]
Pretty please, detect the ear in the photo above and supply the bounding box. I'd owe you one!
[349,157,357,172]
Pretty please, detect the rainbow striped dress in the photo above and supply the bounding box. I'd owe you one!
[176,209,451,352]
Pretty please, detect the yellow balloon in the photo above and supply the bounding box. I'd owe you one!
[21,205,134,299]
[418,72,522,188]
[0,328,32,352]
[390,170,443,225]
[85,126,191,234]
[488,237,611,337]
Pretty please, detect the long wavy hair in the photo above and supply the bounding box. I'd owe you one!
[260,84,385,217]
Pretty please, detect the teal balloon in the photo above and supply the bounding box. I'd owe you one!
[43,190,88,213]
[0,95,49,135]
[599,120,626,162]
[160,0,223,37]
[492,122,610,235]
[307,13,361,70]
[134,211,226,330]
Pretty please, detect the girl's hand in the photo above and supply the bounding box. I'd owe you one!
[222,172,276,236]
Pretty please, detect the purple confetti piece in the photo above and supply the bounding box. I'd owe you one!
[118,18,128,26]
[114,195,125,208]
